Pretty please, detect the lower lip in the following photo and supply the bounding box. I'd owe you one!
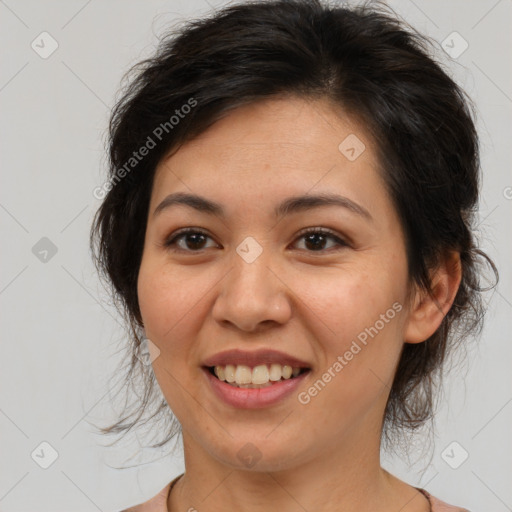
[203,367,309,409]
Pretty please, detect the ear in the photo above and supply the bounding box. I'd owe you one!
[404,251,462,344]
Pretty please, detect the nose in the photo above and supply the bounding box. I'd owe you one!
[211,248,292,333]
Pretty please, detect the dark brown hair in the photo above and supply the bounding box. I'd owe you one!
[90,0,497,460]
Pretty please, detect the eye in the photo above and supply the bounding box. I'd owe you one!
[163,227,349,254]
[292,227,349,252]
[164,228,218,252]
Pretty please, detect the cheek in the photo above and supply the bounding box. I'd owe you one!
[137,261,208,347]
[137,262,210,415]
[297,267,397,343]
[296,267,405,386]
[137,266,171,338]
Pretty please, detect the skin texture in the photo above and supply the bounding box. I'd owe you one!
[137,96,461,512]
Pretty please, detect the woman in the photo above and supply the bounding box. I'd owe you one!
[90,1,496,510]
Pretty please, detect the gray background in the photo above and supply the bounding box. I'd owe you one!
[0,0,511,511]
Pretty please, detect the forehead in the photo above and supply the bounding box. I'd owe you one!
[151,96,383,214]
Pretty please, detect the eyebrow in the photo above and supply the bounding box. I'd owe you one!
[153,191,372,221]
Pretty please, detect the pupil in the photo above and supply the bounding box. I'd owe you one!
[305,233,326,251]
[187,233,206,249]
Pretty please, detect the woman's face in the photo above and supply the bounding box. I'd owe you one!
[137,96,414,471]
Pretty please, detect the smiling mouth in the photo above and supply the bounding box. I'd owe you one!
[207,363,310,388]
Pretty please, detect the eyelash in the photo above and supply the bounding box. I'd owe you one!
[163,227,349,254]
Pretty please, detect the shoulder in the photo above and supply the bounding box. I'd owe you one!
[119,474,183,512]
[417,487,472,512]
[119,482,170,512]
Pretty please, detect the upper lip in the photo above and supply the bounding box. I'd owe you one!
[203,349,311,369]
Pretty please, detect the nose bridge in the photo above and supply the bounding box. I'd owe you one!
[231,240,273,294]
[212,237,291,331]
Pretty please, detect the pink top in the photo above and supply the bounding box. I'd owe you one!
[120,474,470,512]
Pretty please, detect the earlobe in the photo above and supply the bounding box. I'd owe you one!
[404,251,462,344]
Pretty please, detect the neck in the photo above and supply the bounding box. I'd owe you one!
[168,419,428,512]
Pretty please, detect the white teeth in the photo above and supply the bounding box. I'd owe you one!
[214,366,225,381]
[252,365,270,385]
[282,365,293,379]
[269,363,282,381]
[224,364,236,383]
[234,365,252,385]
[212,363,305,387]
